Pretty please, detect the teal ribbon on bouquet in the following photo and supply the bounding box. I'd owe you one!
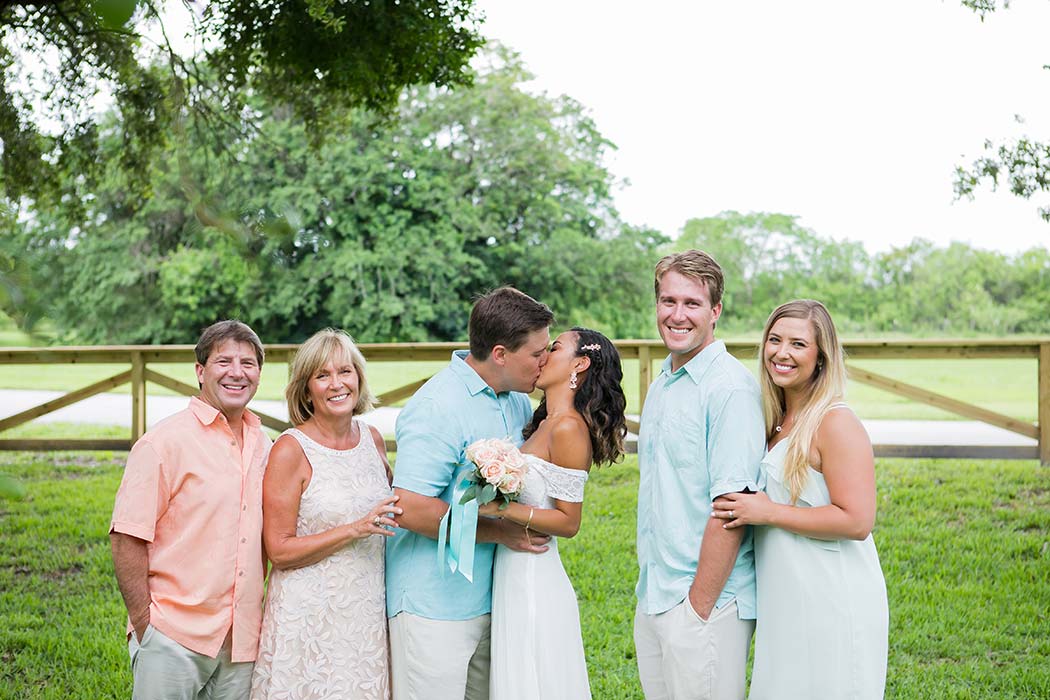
[436,470,479,582]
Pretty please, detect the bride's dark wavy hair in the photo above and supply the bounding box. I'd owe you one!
[523,327,627,466]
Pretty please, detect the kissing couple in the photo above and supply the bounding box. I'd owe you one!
[386,286,628,700]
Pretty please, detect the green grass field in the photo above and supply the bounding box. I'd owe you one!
[1,441,1047,699]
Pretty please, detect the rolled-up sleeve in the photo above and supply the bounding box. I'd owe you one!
[707,387,765,501]
[393,397,462,497]
[109,439,169,542]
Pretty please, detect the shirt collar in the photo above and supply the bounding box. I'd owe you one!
[449,350,496,397]
[660,339,727,384]
[189,396,261,428]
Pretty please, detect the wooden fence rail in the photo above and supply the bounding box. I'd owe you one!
[0,340,1047,464]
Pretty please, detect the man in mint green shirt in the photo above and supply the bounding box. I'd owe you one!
[387,286,554,700]
[635,251,765,700]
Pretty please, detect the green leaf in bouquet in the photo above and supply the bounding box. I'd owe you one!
[459,485,477,504]
[480,483,497,503]
[498,500,511,511]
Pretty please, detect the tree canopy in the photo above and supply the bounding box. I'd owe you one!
[0,0,483,210]
[677,211,1050,335]
[15,48,663,344]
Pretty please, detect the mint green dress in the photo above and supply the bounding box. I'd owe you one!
[749,430,888,700]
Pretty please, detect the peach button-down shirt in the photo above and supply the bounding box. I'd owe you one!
[110,397,271,662]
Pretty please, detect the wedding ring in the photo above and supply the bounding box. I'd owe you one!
[373,516,382,526]
[729,510,734,519]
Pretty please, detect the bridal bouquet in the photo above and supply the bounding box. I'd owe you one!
[459,438,529,509]
[438,437,529,581]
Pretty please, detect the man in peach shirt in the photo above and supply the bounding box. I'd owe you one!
[110,320,272,700]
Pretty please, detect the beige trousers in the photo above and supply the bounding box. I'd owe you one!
[634,598,755,700]
[389,612,491,700]
[127,626,253,700]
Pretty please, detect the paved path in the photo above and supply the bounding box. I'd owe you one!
[0,389,1036,447]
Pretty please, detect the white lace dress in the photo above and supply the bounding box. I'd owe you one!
[490,454,591,700]
[251,426,393,700]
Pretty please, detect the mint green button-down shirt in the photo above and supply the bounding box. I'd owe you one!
[636,340,765,619]
[386,350,533,620]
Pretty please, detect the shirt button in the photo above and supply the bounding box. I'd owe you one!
[242,504,247,511]
[238,570,244,577]
[230,440,237,446]
[241,537,247,543]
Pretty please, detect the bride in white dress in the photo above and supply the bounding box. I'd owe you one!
[480,327,627,700]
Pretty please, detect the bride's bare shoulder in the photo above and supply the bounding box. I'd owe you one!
[546,415,591,472]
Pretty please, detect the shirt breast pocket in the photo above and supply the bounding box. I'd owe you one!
[660,410,706,471]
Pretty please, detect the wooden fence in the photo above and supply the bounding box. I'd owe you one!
[0,340,1047,464]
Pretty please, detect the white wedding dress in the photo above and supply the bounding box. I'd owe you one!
[490,454,592,700]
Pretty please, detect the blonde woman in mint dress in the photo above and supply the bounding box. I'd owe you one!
[713,300,888,700]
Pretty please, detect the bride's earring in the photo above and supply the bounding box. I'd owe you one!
[569,370,578,390]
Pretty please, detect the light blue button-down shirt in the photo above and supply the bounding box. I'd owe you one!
[386,350,533,620]
[636,340,765,619]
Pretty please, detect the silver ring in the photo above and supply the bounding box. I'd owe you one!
[728,510,734,519]
[373,516,382,526]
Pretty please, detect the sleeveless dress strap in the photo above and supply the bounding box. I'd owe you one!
[281,427,308,447]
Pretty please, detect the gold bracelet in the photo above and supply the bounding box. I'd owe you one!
[525,507,534,539]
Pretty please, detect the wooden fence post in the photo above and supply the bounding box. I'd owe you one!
[1040,343,1050,466]
[638,344,652,414]
[131,352,146,444]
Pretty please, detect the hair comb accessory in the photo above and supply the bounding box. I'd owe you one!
[578,342,603,369]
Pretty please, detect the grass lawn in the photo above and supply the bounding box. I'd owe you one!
[1,444,1047,699]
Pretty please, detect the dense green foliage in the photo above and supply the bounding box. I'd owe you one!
[1,0,488,338]
[0,0,482,209]
[677,211,1050,335]
[1,444,1047,698]
[14,49,663,343]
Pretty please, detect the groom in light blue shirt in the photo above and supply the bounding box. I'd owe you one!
[635,251,765,700]
[387,286,554,700]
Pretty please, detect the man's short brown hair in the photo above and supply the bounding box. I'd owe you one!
[194,320,265,367]
[653,250,725,307]
[468,287,554,361]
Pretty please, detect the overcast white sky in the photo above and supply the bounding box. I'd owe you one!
[475,0,1050,254]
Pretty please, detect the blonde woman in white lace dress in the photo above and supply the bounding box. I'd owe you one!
[477,328,627,700]
[251,329,402,700]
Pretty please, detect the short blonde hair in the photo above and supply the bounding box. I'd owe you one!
[286,329,377,425]
[654,250,724,306]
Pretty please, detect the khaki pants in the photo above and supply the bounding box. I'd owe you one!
[127,625,253,700]
[634,598,754,700]
[389,612,490,700]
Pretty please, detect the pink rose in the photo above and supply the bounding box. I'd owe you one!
[503,450,527,475]
[467,439,502,467]
[498,471,523,495]
[481,461,507,485]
